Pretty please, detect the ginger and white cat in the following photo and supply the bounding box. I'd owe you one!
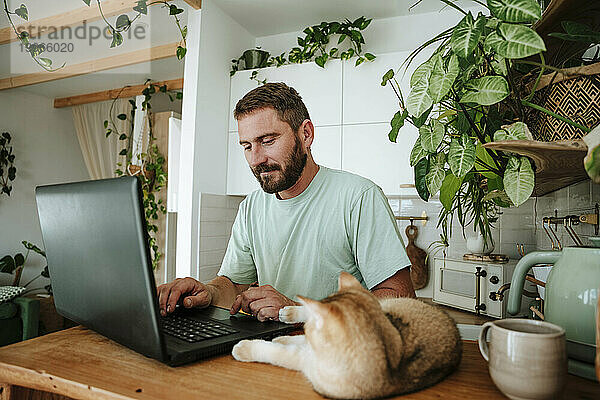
[232,272,462,399]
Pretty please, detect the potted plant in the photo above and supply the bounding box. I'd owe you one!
[230,17,377,81]
[382,0,594,249]
[0,241,51,294]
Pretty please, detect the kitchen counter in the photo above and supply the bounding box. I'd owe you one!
[0,326,598,399]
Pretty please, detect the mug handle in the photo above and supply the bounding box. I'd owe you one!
[478,321,494,362]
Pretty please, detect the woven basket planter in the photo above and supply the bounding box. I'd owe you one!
[527,62,600,141]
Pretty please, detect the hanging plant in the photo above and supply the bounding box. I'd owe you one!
[104,81,182,270]
[0,131,17,197]
[231,17,376,82]
[2,0,187,72]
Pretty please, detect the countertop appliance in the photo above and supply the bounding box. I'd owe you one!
[433,258,531,319]
[508,247,600,381]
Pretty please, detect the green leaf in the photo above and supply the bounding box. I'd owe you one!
[176,92,183,100]
[584,144,600,184]
[407,83,433,119]
[355,57,365,67]
[103,120,109,129]
[15,4,28,21]
[487,0,541,23]
[82,0,91,5]
[39,57,52,67]
[503,156,534,206]
[388,110,408,142]
[428,54,459,102]
[439,173,463,211]
[110,31,123,48]
[450,12,486,59]
[419,119,444,152]
[412,106,432,128]
[338,34,347,44]
[410,58,434,88]
[41,265,50,278]
[22,241,46,257]
[119,149,127,156]
[493,121,533,141]
[364,53,376,61]
[315,54,327,68]
[119,134,127,140]
[414,158,430,201]
[448,133,476,177]
[0,255,15,273]
[493,23,546,59]
[117,113,127,120]
[116,14,131,30]
[460,76,509,105]
[176,46,187,60]
[14,253,25,267]
[425,153,446,195]
[410,137,429,166]
[169,5,184,15]
[490,55,508,75]
[133,1,148,15]
[475,143,499,179]
[381,68,394,86]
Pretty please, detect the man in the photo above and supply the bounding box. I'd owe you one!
[157,83,415,321]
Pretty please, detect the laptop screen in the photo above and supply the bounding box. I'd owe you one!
[35,177,167,361]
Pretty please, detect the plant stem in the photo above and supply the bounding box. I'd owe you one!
[525,53,546,101]
[521,100,592,133]
[505,58,524,121]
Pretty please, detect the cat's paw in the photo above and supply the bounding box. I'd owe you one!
[279,306,307,324]
[232,340,256,362]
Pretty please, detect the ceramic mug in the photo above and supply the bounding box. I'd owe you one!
[478,319,567,400]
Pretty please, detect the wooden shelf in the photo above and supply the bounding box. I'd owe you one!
[533,0,600,66]
[483,140,589,197]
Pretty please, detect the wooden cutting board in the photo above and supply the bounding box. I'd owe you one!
[405,224,428,290]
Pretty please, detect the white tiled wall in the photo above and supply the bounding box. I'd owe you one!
[198,193,244,283]
[534,180,600,249]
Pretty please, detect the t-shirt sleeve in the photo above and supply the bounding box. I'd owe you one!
[349,185,412,289]
[217,199,258,284]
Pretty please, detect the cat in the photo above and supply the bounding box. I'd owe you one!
[232,271,462,399]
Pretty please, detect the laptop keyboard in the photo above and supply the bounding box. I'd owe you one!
[161,315,240,343]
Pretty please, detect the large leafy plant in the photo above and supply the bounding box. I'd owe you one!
[382,0,587,247]
[0,241,51,294]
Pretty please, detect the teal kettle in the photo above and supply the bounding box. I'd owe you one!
[507,247,600,380]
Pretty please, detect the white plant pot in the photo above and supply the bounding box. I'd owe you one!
[466,233,494,255]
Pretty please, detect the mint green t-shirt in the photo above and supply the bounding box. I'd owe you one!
[218,166,411,300]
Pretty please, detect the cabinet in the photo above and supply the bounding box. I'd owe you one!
[227,52,421,196]
[342,123,417,194]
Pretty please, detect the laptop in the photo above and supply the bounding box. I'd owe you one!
[35,176,296,366]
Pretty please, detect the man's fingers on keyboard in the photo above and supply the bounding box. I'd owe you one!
[184,291,210,308]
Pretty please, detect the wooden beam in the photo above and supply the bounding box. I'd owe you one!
[53,78,183,108]
[0,42,180,91]
[0,0,139,45]
[183,0,202,10]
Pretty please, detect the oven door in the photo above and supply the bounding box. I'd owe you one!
[433,258,496,316]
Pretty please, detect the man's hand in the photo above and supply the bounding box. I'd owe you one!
[157,277,214,316]
[230,285,298,322]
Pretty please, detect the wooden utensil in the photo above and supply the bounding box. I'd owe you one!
[405,223,428,290]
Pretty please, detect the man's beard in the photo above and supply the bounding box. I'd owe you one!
[251,135,307,194]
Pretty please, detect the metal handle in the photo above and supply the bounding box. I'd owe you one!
[475,267,486,315]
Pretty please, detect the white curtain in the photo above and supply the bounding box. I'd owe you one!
[72,98,132,179]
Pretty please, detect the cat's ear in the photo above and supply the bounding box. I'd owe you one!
[297,295,325,330]
[338,271,363,291]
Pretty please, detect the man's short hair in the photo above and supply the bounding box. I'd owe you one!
[234,82,311,133]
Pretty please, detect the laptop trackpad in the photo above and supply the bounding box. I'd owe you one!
[182,306,236,321]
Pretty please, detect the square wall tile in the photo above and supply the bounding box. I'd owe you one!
[568,180,592,211]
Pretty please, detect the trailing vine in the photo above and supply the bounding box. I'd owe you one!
[0,131,17,197]
[104,81,182,270]
[231,17,376,81]
[3,0,187,72]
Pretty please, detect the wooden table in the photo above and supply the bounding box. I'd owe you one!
[0,326,598,400]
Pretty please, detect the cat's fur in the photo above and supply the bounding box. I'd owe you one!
[232,272,462,399]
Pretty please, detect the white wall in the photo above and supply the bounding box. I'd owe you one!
[177,1,256,279]
[0,89,88,290]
